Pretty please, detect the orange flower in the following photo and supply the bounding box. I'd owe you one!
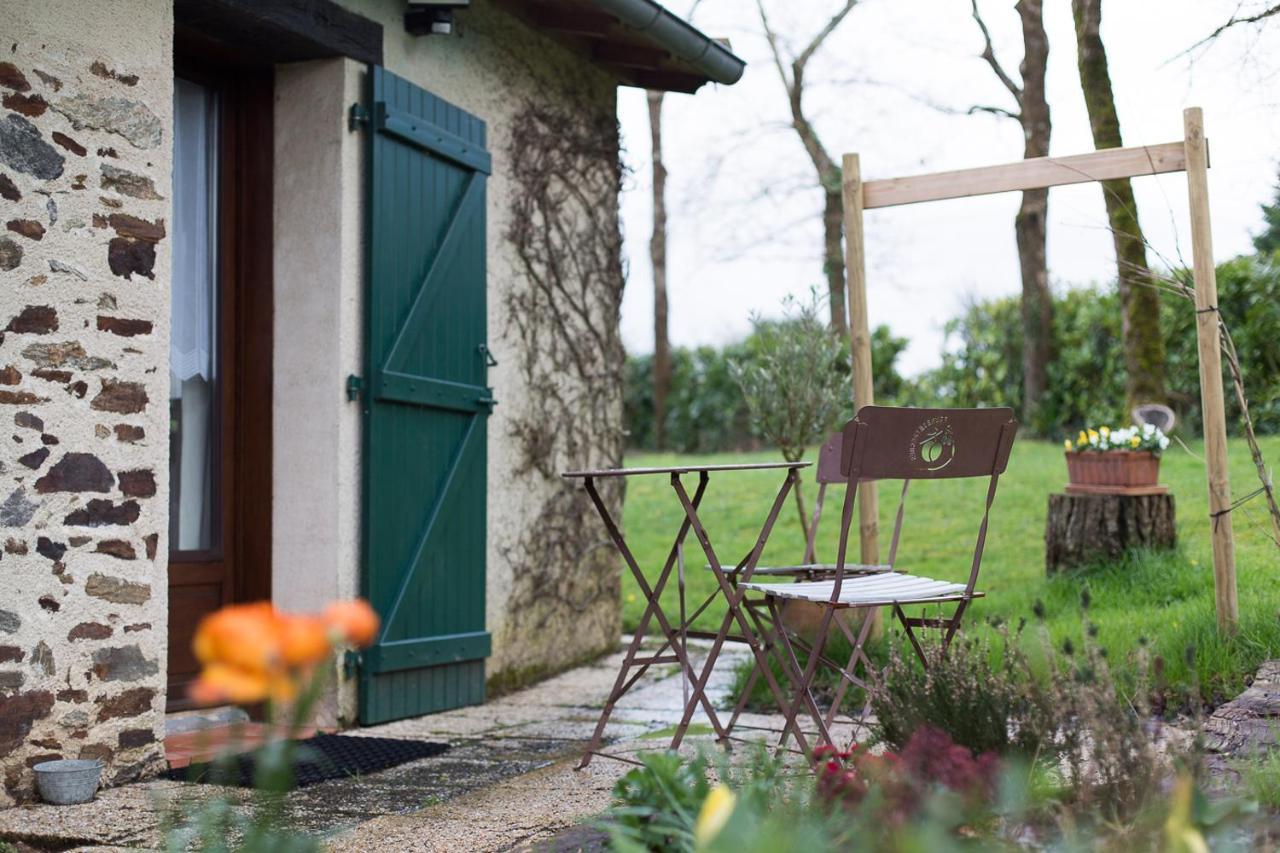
[278,614,332,668]
[193,602,281,675]
[188,662,272,705]
[323,599,380,648]
[188,599,375,708]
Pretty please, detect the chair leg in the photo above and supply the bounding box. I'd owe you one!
[894,600,972,672]
[823,609,876,730]
[725,603,774,738]
[942,600,969,651]
[894,603,929,668]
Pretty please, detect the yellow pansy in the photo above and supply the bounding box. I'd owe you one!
[694,784,736,848]
[1063,439,1073,451]
[1131,436,1140,447]
[1078,430,1087,443]
[1099,425,1110,436]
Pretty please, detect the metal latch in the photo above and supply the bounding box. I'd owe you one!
[477,343,498,367]
[346,374,364,402]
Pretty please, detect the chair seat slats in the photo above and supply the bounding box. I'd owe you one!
[740,571,971,605]
[710,563,893,576]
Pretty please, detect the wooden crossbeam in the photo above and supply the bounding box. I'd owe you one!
[862,141,1188,210]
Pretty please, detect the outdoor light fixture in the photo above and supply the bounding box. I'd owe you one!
[405,1,470,36]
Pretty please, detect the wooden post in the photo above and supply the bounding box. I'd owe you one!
[841,153,880,569]
[1183,107,1238,634]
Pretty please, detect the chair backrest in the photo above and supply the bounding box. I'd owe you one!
[841,406,1016,481]
[815,432,846,484]
[829,406,1018,599]
[807,430,911,567]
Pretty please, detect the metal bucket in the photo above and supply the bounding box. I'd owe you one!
[33,759,102,805]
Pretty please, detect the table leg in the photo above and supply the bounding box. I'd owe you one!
[668,469,814,754]
[577,475,725,768]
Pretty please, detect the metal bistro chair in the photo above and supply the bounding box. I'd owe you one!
[740,406,1018,750]
[723,430,910,737]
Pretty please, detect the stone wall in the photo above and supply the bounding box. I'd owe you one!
[0,1,172,805]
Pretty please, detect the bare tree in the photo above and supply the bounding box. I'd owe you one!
[647,1,704,450]
[1072,0,1166,409]
[756,0,860,335]
[968,0,1052,426]
[648,91,672,449]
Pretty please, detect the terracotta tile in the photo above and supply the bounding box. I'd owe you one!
[163,721,332,769]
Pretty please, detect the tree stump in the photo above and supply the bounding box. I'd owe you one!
[1044,492,1176,574]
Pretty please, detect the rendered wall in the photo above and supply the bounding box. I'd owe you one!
[0,0,173,804]
[271,57,365,726]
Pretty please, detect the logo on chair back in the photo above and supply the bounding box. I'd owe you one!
[908,416,956,472]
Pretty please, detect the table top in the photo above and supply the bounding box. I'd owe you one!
[562,461,810,479]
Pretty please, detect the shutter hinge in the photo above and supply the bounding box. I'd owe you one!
[342,650,361,679]
[346,374,364,402]
[348,103,370,131]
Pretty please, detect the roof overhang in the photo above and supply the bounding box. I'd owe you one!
[497,0,745,93]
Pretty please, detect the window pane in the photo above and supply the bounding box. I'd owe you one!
[170,78,220,552]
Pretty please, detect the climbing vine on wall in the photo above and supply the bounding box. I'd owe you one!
[499,94,628,675]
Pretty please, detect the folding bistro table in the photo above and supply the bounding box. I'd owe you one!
[562,461,818,768]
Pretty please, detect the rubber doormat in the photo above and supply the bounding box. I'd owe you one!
[168,733,450,788]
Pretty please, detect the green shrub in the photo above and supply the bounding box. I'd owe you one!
[607,750,709,852]
[870,622,1056,759]
[624,314,909,452]
[912,256,1280,436]
[731,293,849,463]
[870,603,1169,823]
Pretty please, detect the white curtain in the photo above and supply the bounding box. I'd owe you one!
[171,79,219,551]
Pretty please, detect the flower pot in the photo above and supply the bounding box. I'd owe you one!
[33,759,101,805]
[1064,450,1164,495]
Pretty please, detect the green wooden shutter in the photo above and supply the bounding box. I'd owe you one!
[359,66,493,724]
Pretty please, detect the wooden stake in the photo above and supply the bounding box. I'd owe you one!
[841,153,880,570]
[1183,107,1238,634]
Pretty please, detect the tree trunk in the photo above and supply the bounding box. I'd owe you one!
[787,63,848,336]
[822,188,848,336]
[1016,0,1052,427]
[792,479,811,547]
[1044,492,1176,573]
[648,90,672,450]
[1072,0,1166,409]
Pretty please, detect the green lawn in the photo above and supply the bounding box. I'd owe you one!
[619,438,1280,705]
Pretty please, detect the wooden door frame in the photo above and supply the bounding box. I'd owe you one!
[167,50,274,710]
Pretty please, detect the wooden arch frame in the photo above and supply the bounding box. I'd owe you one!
[841,107,1238,632]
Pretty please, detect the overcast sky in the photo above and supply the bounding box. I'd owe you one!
[616,0,1280,376]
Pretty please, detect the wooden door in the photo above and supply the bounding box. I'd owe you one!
[167,64,273,710]
[359,67,493,724]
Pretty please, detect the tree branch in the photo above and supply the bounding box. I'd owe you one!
[755,0,794,91]
[1180,1,1280,56]
[795,0,860,73]
[970,0,1023,104]
[967,104,1021,120]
